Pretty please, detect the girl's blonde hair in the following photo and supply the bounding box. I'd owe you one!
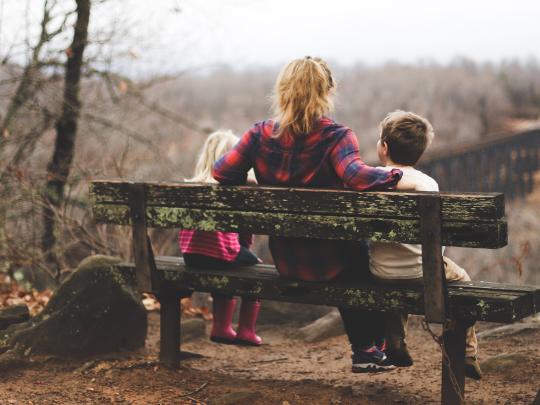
[187,130,239,183]
[272,56,335,138]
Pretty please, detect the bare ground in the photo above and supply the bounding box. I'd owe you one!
[0,312,538,405]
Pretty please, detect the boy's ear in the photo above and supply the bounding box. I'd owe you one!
[381,141,389,155]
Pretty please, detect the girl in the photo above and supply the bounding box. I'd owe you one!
[179,130,263,346]
[213,57,403,372]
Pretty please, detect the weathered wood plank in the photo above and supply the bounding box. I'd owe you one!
[92,203,507,248]
[441,320,467,405]
[90,181,505,221]
[115,258,539,323]
[129,184,158,292]
[420,195,447,323]
[159,289,181,369]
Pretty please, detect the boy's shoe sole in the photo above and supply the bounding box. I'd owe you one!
[352,363,396,373]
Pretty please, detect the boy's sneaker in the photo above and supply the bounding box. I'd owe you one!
[376,338,387,352]
[352,346,396,373]
[465,356,482,380]
[385,347,414,367]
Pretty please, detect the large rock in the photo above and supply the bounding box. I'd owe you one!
[1,255,147,359]
[295,309,345,342]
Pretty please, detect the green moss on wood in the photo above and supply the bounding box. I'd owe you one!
[476,300,490,318]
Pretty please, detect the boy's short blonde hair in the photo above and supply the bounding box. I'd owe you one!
[379,110,434,166]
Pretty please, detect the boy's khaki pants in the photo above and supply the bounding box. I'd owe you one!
[377,257,478,358]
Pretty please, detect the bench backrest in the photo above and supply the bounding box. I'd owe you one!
[91,181,507,248]
[90,180,507,323]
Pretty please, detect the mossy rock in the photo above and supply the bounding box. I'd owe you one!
[1,255,147,360]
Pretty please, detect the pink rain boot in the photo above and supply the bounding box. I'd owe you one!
[236,299,262,346]
[210,297,237,344]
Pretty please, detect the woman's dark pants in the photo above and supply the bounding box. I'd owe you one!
[335,241,385,351]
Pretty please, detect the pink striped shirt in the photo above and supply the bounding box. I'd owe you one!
[179,230,253,262]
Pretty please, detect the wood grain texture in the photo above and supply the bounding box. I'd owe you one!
[420,195,447,323]
[93,203,507,248]
[441,321,467,404]
[158,289,180,369]
[90,181,505,221]
[129,185,158,292]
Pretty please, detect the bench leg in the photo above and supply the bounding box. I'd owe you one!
[159,290,181,369]
[441,320,467,405]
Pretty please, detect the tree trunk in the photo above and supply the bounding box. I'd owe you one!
[42,0,90,276]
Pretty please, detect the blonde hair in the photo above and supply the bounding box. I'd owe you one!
[272,56,335,138]
[187,130,239,183]
[379,110,435,166]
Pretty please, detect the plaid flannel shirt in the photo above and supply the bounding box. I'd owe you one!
[213,117,402,281]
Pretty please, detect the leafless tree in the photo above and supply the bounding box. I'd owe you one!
[42,0,90,273]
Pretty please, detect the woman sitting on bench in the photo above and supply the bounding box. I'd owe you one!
[213,56,403,372]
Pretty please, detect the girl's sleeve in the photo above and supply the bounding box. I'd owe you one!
[213,126,258,185]
[330,129,402,191]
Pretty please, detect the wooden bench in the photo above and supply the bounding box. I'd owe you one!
[90,180,539,405]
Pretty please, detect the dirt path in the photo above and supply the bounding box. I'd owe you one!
[0,313,538,404]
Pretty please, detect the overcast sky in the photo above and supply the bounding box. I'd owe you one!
[1,0,539,74]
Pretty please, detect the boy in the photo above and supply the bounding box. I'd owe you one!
[370,110,482,380]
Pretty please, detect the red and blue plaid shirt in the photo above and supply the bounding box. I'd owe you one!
[213,117,402,281]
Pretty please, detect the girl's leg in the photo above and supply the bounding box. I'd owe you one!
[236,296,262,346]
[231,247,262,345]
[210,293,237,344]
[183,254,237,343]
[183,253,233,269]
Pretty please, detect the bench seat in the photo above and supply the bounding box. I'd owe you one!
[116,256,539,324]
